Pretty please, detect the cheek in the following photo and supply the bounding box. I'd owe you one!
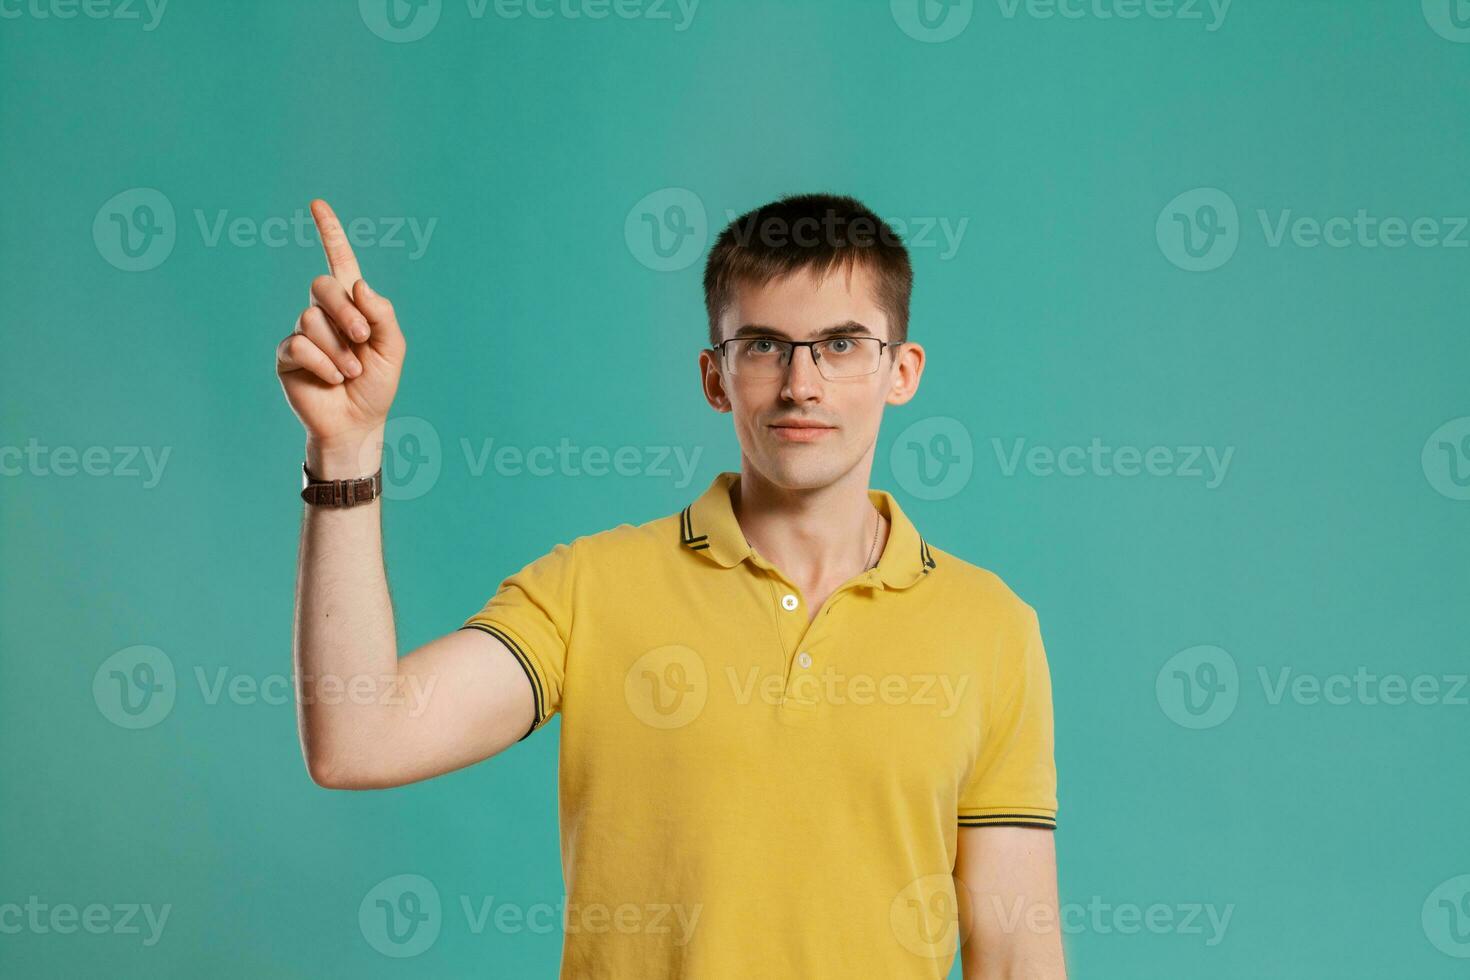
[727,395,761,438]
[843,389,889,433]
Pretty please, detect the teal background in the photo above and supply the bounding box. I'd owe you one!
[2,0,1468,976]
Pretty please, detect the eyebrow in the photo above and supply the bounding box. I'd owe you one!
[730,320,877,341]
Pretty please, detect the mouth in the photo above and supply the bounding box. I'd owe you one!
[768,420,838,443]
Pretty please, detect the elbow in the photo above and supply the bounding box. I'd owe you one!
[304,750,401,791]
[304,753,351,790]
[302,746,368,790]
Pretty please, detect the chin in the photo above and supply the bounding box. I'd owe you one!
[751,450,852,492]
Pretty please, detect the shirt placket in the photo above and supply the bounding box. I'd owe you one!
[747,555,881,724]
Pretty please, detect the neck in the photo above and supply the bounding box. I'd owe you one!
[730,464,888,586]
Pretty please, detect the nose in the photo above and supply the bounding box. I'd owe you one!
[781,344,824,401]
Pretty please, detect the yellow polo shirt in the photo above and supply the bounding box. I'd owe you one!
[461,470,1058,978]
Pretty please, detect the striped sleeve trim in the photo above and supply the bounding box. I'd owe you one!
[958,811,1057,830]
[460,622,546,742]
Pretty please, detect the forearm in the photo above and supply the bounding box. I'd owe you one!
[960,904,1067,980]
[293,428,398,785]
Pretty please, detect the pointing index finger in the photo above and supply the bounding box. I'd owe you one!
[310,198,363,288]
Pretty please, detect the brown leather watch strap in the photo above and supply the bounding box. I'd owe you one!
[301,462,383,507]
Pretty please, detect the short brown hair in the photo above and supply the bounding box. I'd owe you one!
[702,193,913,348]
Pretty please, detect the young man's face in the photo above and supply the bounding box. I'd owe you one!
[700,261,924,491]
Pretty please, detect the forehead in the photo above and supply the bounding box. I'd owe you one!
[716,262,890,343]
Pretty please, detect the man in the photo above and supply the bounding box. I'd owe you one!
[276,193,1065,978]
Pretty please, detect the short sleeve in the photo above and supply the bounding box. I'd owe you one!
[459,539,577,742]
[957,604,1058,829]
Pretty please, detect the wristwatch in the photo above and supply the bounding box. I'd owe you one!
[301,461,383,507]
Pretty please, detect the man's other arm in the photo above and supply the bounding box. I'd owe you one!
[955,825,1066,980]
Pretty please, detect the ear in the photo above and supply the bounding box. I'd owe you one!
[884,341,925,407]
[699,347,732,413]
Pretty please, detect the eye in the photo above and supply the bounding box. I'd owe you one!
[824,337,857,354]
[743,339,780,355]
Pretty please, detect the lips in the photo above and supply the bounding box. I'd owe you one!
[768,420,837,442]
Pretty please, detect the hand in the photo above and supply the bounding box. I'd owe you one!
[276,200,406,471]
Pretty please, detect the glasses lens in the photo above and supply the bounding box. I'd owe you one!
[814,337,881,379]
[726,338,788,378]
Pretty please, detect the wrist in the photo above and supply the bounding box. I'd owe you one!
[306,428,385,480]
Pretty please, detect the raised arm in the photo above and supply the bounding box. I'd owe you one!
[276,199,536,789]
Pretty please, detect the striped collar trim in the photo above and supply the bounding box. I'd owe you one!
[680,471,936,590]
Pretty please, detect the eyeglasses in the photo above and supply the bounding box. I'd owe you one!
[711,336,896,380]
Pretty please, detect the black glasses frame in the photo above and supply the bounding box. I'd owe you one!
[709,336,900,379]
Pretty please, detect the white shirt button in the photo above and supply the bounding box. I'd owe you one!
[797,651,812,668]
[780,593,799,611]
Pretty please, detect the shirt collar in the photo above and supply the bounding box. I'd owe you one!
[679,470,936,590]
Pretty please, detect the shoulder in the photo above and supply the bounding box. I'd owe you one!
[924,542,1039,635]
[555,509,685,568]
